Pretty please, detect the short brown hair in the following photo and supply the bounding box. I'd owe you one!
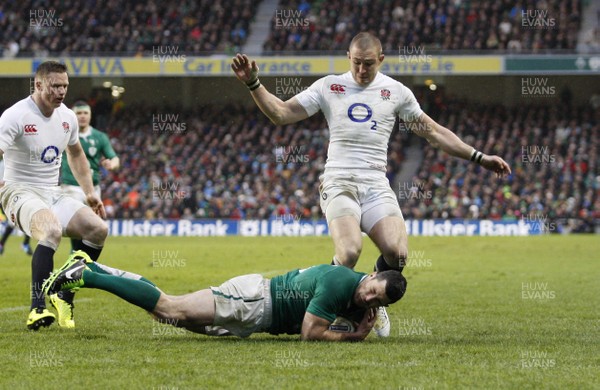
[35,61,67,79]
[349,32,382,55]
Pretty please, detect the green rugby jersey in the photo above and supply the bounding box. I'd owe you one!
[61,126,117,186]
[268,264,366,335]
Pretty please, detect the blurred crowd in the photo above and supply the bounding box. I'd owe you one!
[1,0,586,57]
[400,95,598,232]
[265,0,582,53]
[1,0,259,57]
[85,94,598,231]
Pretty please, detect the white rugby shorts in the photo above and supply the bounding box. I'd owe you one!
[210,274,272,338]
[61,183,101,205]
[319,169,403,233]
[0,183,85,236]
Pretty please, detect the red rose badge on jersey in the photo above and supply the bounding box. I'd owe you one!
[62,122,70,133]
[380,89,391,101]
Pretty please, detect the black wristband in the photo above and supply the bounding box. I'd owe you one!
[470,149,484,164]
[246,78,260,91]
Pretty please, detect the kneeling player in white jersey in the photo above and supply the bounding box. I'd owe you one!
[231,32,511,337]
[0,61,108,330]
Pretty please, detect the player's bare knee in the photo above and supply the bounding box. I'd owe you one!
[337,245,361,267]
[35,224,62,247]
[95,221,109,241]
[85,220,108,243]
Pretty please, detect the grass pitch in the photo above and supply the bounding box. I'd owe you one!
[0,235,598,389]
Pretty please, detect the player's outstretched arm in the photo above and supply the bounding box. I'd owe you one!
[231,53,309,125]
[412,113,512,178]
[300,309,376,342]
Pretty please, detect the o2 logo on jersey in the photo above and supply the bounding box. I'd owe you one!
[40,145,60,164]
[347,103,377,130]
[347,103,372,122]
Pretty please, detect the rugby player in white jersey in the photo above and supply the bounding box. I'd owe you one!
[0,61,108,330]
[231,32,511,337]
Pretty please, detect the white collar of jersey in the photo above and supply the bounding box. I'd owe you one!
[29,95,61,118]
[28,95,46,117]
[79,127,92,138]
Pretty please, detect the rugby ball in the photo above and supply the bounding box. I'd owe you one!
[328,317,356,333]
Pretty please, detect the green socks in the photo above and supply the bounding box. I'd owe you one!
[82,270,161,312]
[86,262,156,287]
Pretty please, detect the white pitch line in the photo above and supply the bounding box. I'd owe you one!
[0,298,92,313]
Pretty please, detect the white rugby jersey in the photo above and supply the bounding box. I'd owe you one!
[295,71,423,172]
[0,96,78,186]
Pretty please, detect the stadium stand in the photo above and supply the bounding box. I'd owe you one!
[400,96,598,233]
[0,0,584,56]
[0,0,262,56]
[263,0,582,54]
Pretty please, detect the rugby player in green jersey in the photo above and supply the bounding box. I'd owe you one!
[44,251,407,341]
